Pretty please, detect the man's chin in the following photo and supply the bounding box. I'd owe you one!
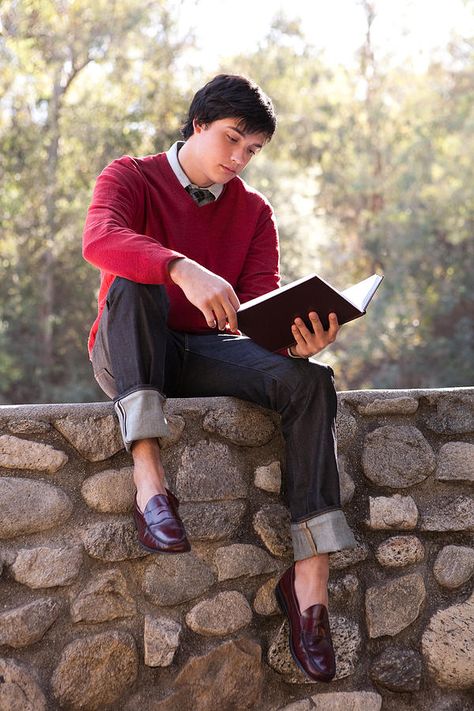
[218,165,239,183]
[220,172,237,185]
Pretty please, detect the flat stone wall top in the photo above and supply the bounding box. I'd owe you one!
[0,386,471,426]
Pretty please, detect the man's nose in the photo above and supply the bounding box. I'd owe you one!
[231,148,245,166]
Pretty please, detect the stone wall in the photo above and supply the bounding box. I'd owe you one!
[0,388,473,711]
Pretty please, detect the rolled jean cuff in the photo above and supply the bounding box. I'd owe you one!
[290,509,357,560]
[114,387,169,452]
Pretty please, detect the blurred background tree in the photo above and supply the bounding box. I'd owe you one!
[0,0,473,403]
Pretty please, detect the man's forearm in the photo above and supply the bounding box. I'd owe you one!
[167,258,240,331]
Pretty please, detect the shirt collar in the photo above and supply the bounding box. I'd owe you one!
[166,141,223,200]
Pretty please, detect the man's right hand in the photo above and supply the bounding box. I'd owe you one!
[169,258,240,331]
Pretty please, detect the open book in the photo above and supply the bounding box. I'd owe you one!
[237,273,383,352]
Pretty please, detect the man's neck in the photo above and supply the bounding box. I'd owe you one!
[177,140,212,187]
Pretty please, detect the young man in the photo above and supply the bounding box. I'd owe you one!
[83,74,357,682]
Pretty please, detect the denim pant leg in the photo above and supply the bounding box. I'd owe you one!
[90,278,183,450]
[175,333,357,559]
[90,281,357,558]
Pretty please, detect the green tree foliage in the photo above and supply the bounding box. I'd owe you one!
[218,10,474,389]
[0,0,192,402]
[0,2,472,402]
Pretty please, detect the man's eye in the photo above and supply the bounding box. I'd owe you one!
[227,135,238,143]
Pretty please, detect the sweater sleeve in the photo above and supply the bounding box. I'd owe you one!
[82,156,185,284]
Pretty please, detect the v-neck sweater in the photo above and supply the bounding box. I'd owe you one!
[83,152,280,356]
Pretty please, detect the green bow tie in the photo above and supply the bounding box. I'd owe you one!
[185,185,216,206]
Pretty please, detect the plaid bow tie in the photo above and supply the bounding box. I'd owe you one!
[185,184,216,206]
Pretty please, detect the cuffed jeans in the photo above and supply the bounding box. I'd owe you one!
[90,277,357,560]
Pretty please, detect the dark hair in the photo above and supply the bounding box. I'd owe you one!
[181,74,276,141]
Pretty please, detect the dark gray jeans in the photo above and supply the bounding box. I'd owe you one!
[91,277,357,559]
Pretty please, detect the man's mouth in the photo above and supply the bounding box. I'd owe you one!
[221,165,236,175]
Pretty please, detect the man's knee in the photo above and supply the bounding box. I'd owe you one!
[289,361,336,410]
[275,358,335,407]
[107,277,168,311]
[287,358,334,385]
[308,361,336,394]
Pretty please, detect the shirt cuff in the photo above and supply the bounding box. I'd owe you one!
[287,347,306,359]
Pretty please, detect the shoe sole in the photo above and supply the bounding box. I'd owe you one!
[133,515,191,554]
[136,538,191,554]
[274,581,334,683]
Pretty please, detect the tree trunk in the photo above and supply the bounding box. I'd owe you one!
[38,70,62,398]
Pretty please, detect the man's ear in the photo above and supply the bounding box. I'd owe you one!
[193,118,208,133]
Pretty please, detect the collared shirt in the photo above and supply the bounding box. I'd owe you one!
[165,141,224,201]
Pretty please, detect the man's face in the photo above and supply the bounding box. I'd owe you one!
[189,117,267,186]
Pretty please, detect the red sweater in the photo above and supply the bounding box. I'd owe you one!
[83,152,280,356]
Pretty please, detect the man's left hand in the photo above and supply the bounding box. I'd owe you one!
[289,312,340,358]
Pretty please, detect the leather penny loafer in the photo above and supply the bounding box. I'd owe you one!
[275,563,336,682]
[134,490,190,554]
[164,487,180,511]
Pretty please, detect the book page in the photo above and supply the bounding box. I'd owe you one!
[341,274,383,311]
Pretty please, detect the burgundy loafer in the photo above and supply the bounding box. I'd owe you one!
[134,490,190,554]
[165,487,180,511]
[275,563,336,682]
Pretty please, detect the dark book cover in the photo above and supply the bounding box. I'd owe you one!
[237,273,383,352]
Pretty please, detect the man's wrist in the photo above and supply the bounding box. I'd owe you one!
[169,257,190,285]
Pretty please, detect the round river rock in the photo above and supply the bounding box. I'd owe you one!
[362,425,435,487]
[0,477,72,539]
[51,630,138,710]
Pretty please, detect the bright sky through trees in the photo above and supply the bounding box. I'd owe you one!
[179,0,474,70]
